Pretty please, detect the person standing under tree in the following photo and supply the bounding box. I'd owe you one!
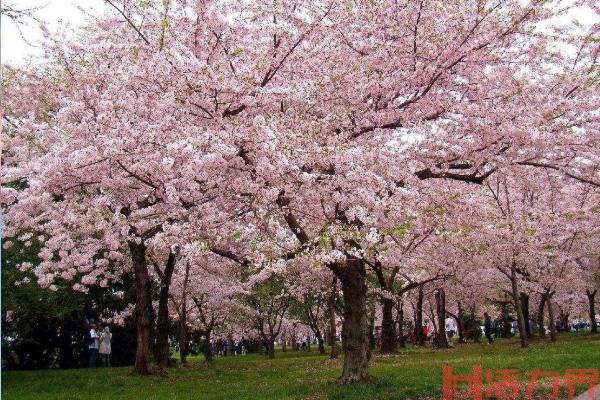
[87,323,99,368]
[99,326,112,367]
[484,313,494,344]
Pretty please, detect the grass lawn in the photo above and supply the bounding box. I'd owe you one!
[2,334,599,400]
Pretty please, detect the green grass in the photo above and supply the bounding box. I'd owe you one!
[3,334,599,399]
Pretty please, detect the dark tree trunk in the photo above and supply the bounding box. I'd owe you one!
[367,310,376,351]
[412,304,418,338]
[499,300,513,338]
[435,289,449,348]
[397,301,406,348]
[548,294,557,342]
[328,277,339,359]
[510,264,528,348]
[179,315,188,364]
[307,307,323,354]
[179,262,191,364]
[156,251,176,369]
[129,241,152,375]
[537,293,546,338]
[335,259,372,384]
[380,298,397,353]
[456,301,466,344]
[470,306,480,343]
[559,310,569,332]
[58,319,76,369]
[429,302,438,335]
[416,284,425,346]
[146,279,156,364]
[520,292,532,339]
[587,290,598,334]
[227,334,234,356]
[202,328,212,363]
[456,316,465,344]
[267,338,275,359]
[282,332,287,352]
[317,336,325,354]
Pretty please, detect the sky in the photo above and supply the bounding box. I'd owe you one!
[1,0,598,67]
[1,0,109,66]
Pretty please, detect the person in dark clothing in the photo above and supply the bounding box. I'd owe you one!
[216,338,223,357]
[241,336,247,356]
[484,312,494,344]
[222,339,228,356]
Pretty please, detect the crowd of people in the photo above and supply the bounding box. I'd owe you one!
[376,312,599,350]
[294,337,313,351]
[209,337,247,357]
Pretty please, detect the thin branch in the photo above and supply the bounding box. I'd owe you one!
[104,0,150,45]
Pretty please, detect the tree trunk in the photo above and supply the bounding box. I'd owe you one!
[267,338,275,359]
[416,284,425,346]
[520,292,532,339]
[470,306,480,343]
[202,328,212,363]
[456,302,466,343]
[59,319,76,369]
[548,294,557,342]
[429,301,438,335]
[537,293,546,338]
[367,311,376,351]
[179,309,188,364]
[179,261,190,364]
[435,289,449,348]
[227,334,234,356]
[146,279,156,364]
[510,264,528,348]
[335,259,372,384]
[314,328,325,354]
[328,277,339,359]
[559,310,569,331]
[380,298,397,353]
[156,251,176,369]
[587,290,598,334]
[129,241,152,375]
[317,336,325,354]
[397,301,406,348]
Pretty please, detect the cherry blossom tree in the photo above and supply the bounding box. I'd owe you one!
[3,0,600,384]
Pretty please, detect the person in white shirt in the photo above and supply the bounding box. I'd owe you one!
[445,317,457,338]
[88,323,99,368]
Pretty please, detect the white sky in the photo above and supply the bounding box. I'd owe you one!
[1,1,598,67]
[1,0,109,66]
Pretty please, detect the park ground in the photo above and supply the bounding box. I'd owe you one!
[2,334,599,400]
